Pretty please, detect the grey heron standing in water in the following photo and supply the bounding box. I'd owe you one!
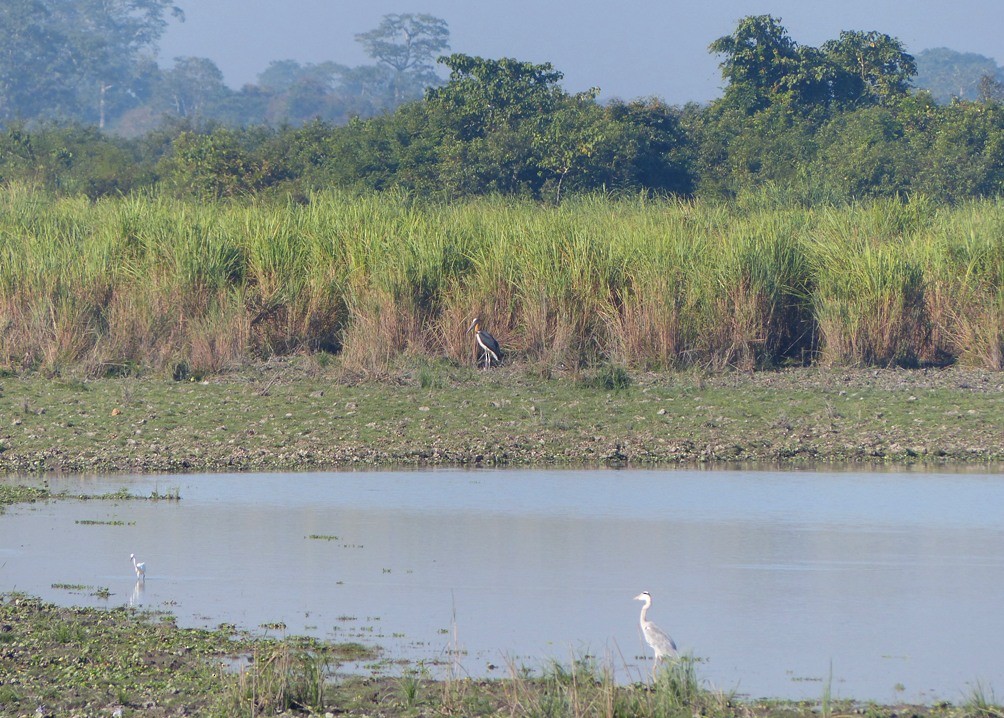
[634,591,677,670]
[466,317,503,368]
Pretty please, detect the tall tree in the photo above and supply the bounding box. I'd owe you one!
[427,54,565,140]
[708,15,803,113]
[822,31,916,106]
[355,13,449,104]
[978,74,1004,104]
[157,57,229,120]
[0,0,77,122]
[915,48,1003,104]
[0,0,182,125]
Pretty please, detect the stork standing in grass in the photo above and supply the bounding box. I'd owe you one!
[466,317,503,368]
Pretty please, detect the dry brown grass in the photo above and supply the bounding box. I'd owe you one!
[2,190,1003,377]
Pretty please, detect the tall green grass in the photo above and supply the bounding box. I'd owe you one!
[0,185,1000,376]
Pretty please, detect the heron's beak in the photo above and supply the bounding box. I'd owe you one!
[466,319,477,334]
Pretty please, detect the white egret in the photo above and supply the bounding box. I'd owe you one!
[634,591,677,668]
[130,553,146,580]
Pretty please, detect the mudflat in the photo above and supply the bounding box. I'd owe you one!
[0,361,1001,475]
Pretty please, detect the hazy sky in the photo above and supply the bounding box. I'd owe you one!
[158,1,1004,105]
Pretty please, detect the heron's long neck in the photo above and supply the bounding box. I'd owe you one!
[639,600,651,625]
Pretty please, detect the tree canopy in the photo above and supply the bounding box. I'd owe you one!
[5,14,1004,206]
[709,16,916,114]
[0,0,182,125]
[915,48,1004,104]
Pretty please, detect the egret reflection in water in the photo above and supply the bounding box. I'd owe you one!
[129,578,145,607]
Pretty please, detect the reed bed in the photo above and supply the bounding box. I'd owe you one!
[0,185,1000,376]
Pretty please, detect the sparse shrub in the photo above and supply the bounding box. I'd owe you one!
[581,364,632,391]
[214,643,329,717]
[960,681,1003,718]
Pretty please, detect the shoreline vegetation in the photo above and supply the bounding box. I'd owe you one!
[1,589,1000,717]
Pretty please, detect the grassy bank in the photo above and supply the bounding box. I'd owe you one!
[0,359,1000,474]
[2,591,1000,718]
[0,593,375,717]
[0,189,1002,377]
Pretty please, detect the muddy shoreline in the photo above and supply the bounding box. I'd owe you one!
[0,363,1001,476]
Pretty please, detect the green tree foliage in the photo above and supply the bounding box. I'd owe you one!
[355,13,450,105]
[0,1,77,122]
[0,0,182,125]
[710,16,915,114]
[815,106,917,199]
[422,54,570,196]
[690,103,819,200]
[708,15,805,113]
[161,127,273,199]
[700,16,933,202]
[157,57,230,120]
[261,54,693,201]
[912,100,1004,200]
[427,54,566,139]
[822,31,916,106]
[9,11,1004,207]
[0,122,156,196]
[915,48,1004,104]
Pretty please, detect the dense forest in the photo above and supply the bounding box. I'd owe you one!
[3,6,1004,204]
[0,2,449,130]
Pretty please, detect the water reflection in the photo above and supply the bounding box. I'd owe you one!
[129,578,145,607]
[0,468,1001,703]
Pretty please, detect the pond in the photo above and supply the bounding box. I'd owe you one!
[1,468,1002,703]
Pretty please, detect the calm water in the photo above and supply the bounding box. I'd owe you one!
[1,468,1002,702]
